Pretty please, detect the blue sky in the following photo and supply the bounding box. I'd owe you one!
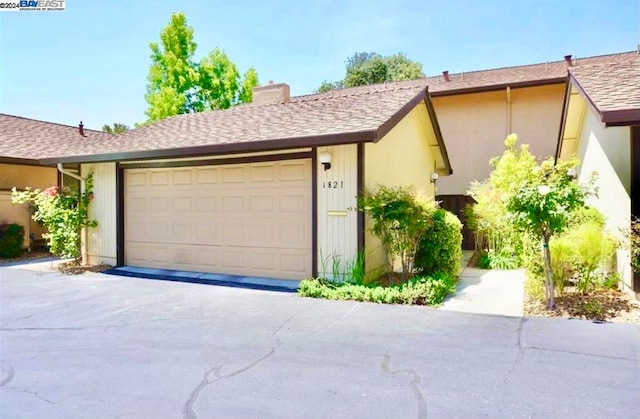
[0,0,638,130]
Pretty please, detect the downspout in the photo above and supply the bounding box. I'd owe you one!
[57,163,88,266]
[506,86,512,135]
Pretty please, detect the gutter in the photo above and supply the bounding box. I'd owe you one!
[57,163,88,266]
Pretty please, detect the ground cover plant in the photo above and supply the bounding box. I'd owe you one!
[300,186,461,306]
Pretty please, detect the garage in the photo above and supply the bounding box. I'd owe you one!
[123,158,312,280]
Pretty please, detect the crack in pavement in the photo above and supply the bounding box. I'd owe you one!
[0,364,15,387]
[380,354,427,419]
[3,387,55,405]
[182,315,294,419]
[0,317,189,332]
[317,303,359,335]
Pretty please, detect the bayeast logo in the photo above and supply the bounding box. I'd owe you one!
[20,0,65,10]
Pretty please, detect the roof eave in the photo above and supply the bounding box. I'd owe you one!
[430,77,567,98]
[38,130,378,164]
[0,156,49,166]
[602,109,640,127]
[555,73,573,162]
[423,94,453,175]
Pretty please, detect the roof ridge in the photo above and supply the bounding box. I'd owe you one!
[291,50,638,100]
[427,50,637,79]
[0,113,111,135]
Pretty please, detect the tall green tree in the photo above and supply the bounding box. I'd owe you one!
[317,52,424,93]
[102,123,129,134]
[144,12,259,122]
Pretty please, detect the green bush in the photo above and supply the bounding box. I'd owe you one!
[562,221,617,294]
[414,208,462,278]
[466,134,538,268]
[0,223,25,258]
[298,273,456,306]
[12,174,97,259]
[567,206,606,229]
[357,185,434,283]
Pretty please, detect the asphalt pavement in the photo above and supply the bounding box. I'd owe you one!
[1,267,638,419]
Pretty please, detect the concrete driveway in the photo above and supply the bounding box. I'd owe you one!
[1,267,639,419]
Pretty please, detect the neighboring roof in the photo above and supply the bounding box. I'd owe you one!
[37,85,448,166]
[567,52,640,126]
[0,114,112,164]
[292,51,637,101]
[4,50,635,166]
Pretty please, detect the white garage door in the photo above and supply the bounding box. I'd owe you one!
[124,159,312,280]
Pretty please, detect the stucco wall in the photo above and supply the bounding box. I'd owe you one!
[433,84,565,195]
[574,110,632,292]
[0,164,57,244]
[0,192,31,248]
[0,163,57,190]
[363,103,438,278]
[82,163,117,266]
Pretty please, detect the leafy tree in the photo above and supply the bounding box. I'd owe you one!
[316,80,343,94]
[467,134,538,268]
[144,12,259,122]
[102,123,129,134]
[506,158,594,310]
[358,186,433,284]
[317,52,424,92]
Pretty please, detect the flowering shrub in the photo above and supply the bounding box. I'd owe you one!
[12,173,97,259]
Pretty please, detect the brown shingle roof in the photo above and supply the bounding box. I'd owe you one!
[4,50,636,163]
[38,84,431,163]
[0,114,112,163]
[293,51,637,101]
[568,52,640,125]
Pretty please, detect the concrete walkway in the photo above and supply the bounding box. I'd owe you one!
[440,251,526,317]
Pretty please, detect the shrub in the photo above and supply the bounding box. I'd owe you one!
[12,174,97,259]
[0,223,25,258]
[466,134,538,267]
[414,208,462,278]
[357,185,434,283]
[298,273,456,306]
[561,221,617,294]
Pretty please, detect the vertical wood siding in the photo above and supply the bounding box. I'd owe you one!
[82,163,117,264]
[317,145,358,279]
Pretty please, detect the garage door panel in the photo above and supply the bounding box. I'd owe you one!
[149,171,170,186]
[172,169,193,185]
[250,165,275,182]
[222,166,245,183]
[221,195,245,212]
[125,159,312,279]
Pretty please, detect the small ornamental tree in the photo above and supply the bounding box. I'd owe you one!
[12,173,98,260]
[506,158,594,309]
[357,186,433,283]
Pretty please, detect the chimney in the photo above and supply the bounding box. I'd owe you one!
[442,71,450,82]
[564,55,573,66]
[252,82,290,105]
[78,121,85,136]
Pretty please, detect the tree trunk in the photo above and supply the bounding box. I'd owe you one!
[542,232,556,310]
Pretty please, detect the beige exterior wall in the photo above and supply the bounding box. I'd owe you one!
[433,84,565,195]
[363,103,439,278]
[0,192,31,248]
[0,163,57,190]
[572,110,633,292]
[82,163,117,266]
[0,164,57,245]
[317,144,358,279]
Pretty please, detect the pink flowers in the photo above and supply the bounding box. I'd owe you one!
[43,186,59,197]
